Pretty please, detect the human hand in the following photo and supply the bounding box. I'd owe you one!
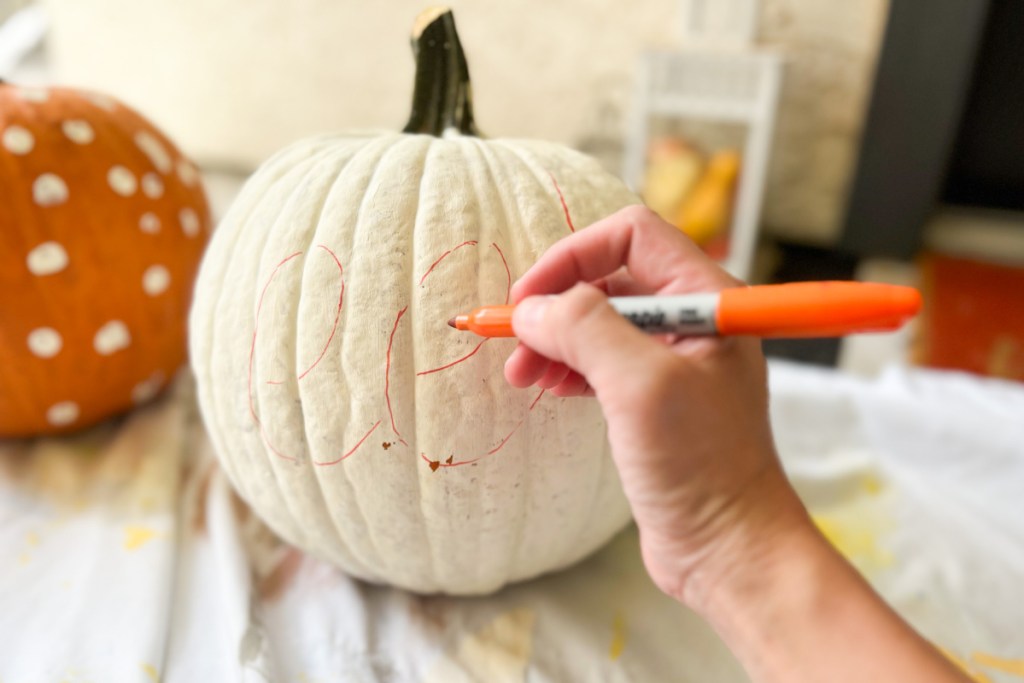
[505,206,970,683]
[504,206,810,607]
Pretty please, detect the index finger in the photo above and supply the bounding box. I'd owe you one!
[511,205,740,302]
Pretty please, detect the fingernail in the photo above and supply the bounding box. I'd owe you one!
[513,296,553,333]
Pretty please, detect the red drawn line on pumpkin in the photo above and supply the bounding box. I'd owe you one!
[385,306,409,446]
[491,242,512,305]
[548,171,576,233]
[249,251,304,462]
[423,388,545,471]
[412,239,504,377]
[313,420,382,466]
[418,240,478,285]
[266,244,345,385]
[251,249,385,465]
[529,388,546,410]
[487,420,525,455]
[421,452,479,471]
[404,240,536,470]
[416,338,488,377]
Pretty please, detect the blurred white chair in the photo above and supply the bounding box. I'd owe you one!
[623,0,782,281]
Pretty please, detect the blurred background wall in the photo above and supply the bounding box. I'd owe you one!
[39,0,887,245]
[8,0,1024,378]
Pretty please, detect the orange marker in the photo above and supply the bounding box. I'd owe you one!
[447,282,922,339]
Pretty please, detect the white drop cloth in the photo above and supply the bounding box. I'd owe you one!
[1,361,1022,682]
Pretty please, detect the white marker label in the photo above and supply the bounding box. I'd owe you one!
[611,294,720,335]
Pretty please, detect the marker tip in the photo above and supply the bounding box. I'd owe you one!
[447,318,457,329]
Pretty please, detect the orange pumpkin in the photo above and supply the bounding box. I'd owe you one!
[0,82,210,437]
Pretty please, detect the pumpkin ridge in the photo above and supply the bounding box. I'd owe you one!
[315,135,433,580]
[294,139,411,578]
[564,406,611,577]
[235,147,348,555]
[248,145,351,462]
[291,244,345,383]
[191,140,337,490]
[404,137,445,590]
[465,138,514,310]
[287,143,371,396]
[490,139,585,240]
[473,141,539,577]
[477,141,633,581]
[477,140,547,273]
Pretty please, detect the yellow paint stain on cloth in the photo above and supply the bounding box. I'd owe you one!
[812,514,892,572]
[17,532,41,566]
[937,647,1024,682]
[124,525,159,550]
[141,663,159,681]
[940,647,994,683]
[971,651,1024,677]
[424,608,536,683]
[608,612,628,660]
[860,473,884,496]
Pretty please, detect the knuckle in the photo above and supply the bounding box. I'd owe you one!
[550,284,608,365]
[559,282,605,314]
[620,204,660,230]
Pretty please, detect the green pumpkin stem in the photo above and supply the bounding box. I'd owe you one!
[403,8,479,137]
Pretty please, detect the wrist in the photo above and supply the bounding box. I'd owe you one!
[677,476,970,683]
[678,467,818,616]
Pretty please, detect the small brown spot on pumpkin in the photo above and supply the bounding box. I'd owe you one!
[429,460,440,472]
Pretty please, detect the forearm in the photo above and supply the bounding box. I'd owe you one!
[687,493,969,683]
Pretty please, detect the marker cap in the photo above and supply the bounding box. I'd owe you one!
[716,282,922,337]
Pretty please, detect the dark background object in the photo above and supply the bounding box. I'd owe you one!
[840,0,992,258]
[762,242,859,367]
[941,0,1024,212]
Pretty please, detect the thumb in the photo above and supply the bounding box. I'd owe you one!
[512,283,669,395]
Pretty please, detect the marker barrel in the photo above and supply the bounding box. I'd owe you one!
[451,282,922,339]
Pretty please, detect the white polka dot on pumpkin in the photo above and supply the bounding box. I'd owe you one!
[139,212,161,234]
[33,173,69,206]
[176,158,199,186]
[134,131,172,174]
[179,208,200,237]
[87,92,117,111]
[27,327,63,358]
[107,165,137,196]
[62,119,95,144]
[131,371,165,405]
[17,88,48,103]
[3,126,34,154]
[26,241,68,276]
[94,320,131,355]
[142,264,170,296]
[141,173,164,198]
[46,401,79,427]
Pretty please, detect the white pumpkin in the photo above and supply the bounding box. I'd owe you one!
[190,9,639,594]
